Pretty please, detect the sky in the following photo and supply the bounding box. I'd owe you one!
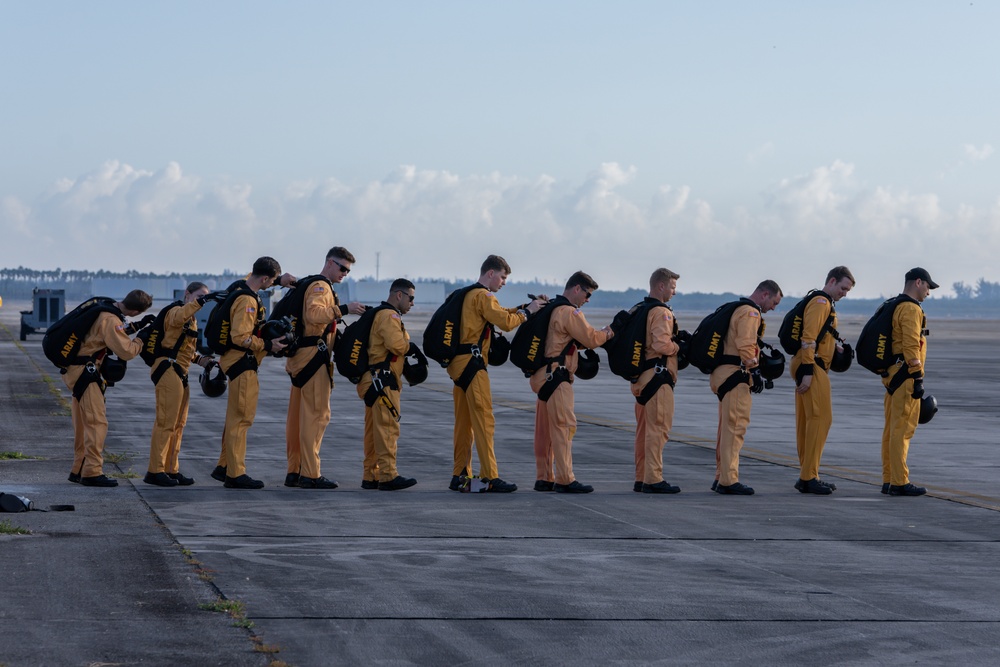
[1,1,998,298]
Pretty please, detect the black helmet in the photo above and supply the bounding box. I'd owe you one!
[100,354,127,385]
[199,360,228,398]
[829,342,854,373]
[402,343,429,386]
[574,348,600,380]
[918,394,938,424]
[259,316,295,357]
[487,329,510,366]
[674,330,691,371]
[758,344,786,381]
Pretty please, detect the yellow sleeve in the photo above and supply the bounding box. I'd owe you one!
[100,313,144,360]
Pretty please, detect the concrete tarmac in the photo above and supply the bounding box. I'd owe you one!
[2,303,1000,666]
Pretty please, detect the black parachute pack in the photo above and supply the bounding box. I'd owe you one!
[777,290,838,356]
[138,301,193,366]
[422,284,487,366]
[509,296,573,377]
[603,298,676,381]
[266,275,333,356]
[688,298,762,374]
[203,281,262,355]
[334,304,395,383]
[42,296,122,369]
[856,294,920,375]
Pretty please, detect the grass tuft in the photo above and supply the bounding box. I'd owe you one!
[199,597,254,628]
[0,451,30,460]
[0,519,31,535]
[104,450,134,464]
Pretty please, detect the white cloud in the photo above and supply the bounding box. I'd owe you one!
[1,159,995,298]
[963,143,994,161]
[746,141,774,164]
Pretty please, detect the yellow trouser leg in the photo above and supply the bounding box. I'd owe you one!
[461,371,498,479]
[373,387,401,482]
[357,378,379,481]
[533,399,554,482]
[793,365,832,480]
[297,370,331,479]
[452,384,474,477]
[881,376,919,486]
[223,371,259,478]
[285,386,301,474]
[635,384,673,484]
[71,382,108,478]
[165,384,190,474]
[718,384,752,486]
[545,382,577,486]
[149,370,185,474]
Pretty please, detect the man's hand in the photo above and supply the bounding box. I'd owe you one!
[265,337,288,354]
[601,325,614,339]
[749,368,764,394]
[796,374,812,394]
[347,301,367,316]
[197,355,215,368]
[197,290,228,306]
[911,378,925,400]
[125,314,156,334]
[277,273,297,288]
[526,298,546,315]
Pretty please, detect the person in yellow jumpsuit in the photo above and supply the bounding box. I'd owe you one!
[711,280,782,495]
[284,247,365,489]
[357,279,418,490]
[144,282,223,487]
[65,290,153,487]
[881,267,937,496]
[448,255,544,492]
[790,266,856,495]
[631,268,682,494]
[215,257,288,489]
[530,271,613,493]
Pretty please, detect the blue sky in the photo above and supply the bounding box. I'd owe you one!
[2,1,997,297]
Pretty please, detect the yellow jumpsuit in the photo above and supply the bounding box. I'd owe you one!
[710,305,762,486]
[356,306,410,483]
[218,293,266,478]
[790,294,837,481]
[446,288,526,479]
[632,304,680,485]
[64,311,144,478]
[147,300,204,475]
[529,306,611,485]
[284,281,340,480]
[880,300,927,486]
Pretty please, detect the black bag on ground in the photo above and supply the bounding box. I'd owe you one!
[42,297,121,369]
[0,492,32,512]
[422,284,486,366]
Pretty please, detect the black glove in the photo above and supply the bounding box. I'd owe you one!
[125,314,156,335]
[673,330,692,345]
[749,368,764,394]
[911,377,925,400]
[197,290,228,306]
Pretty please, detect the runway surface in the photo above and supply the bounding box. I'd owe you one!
[2,302,999,665]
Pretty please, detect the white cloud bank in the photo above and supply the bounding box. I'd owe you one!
[963,143,994,161]
[3,159,997,298]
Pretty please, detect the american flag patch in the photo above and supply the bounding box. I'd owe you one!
[246,306,256,313]
[391,313,400,319]
[313,286,325,292]
[115,324,125,332]
[816,297,828,304]
[749,311,759,318]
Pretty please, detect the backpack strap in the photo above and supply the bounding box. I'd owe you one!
[716,369,749,402]
[636,365,675,405]
[290,340,333,389]
[225,352,259,381]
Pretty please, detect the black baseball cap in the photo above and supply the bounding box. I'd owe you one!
[905,267,939,289]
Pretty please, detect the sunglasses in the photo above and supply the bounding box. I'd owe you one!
[397,291,415,303]
[582,288,592,300]
[332,260,350,274]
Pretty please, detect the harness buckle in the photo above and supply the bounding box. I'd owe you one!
[84,361,98,375]
[470,344,482,359]
[317,339,328,353]
[653,363,666,375]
